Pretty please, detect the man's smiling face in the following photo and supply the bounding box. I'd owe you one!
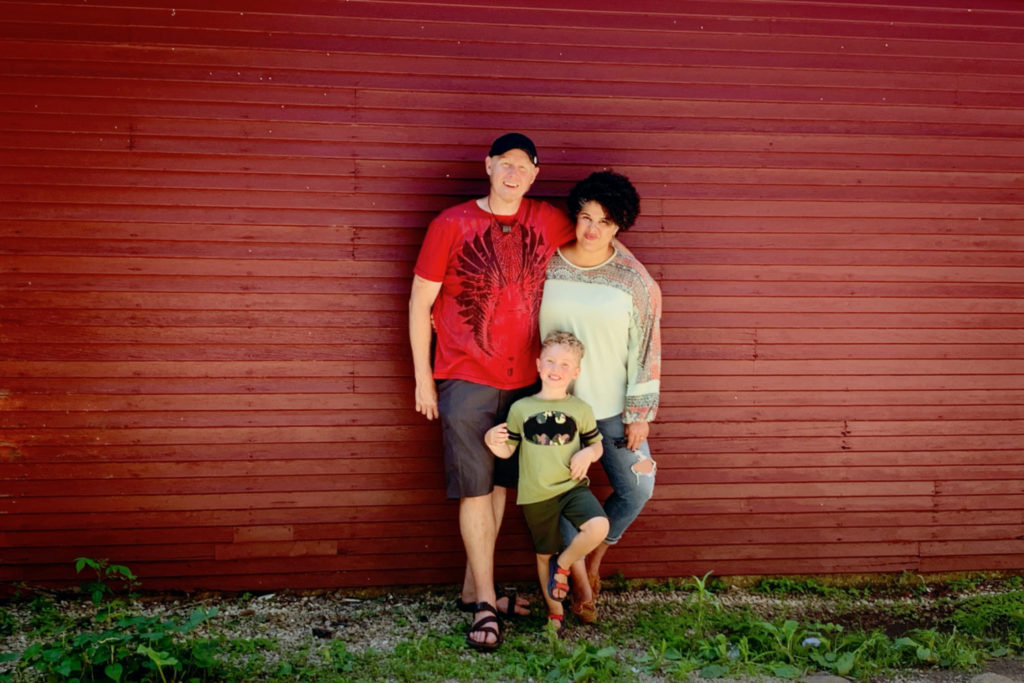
[485,148,539,207]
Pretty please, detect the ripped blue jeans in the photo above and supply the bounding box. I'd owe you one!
[561,415,656,546]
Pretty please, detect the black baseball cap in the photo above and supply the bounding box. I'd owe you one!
[488,132,539,166]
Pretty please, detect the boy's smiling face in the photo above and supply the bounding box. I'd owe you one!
[536,343,581,395]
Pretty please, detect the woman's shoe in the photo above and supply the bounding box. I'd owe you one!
[571,598,597,624]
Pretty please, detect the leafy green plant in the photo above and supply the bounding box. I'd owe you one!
[8,560,223,683]
[689,570,721,640]
[755,576,822,596]
[0,608,14,637]
[25,593,65,634]
[522,639,621,683]
[947,573,990,593]
[1003,575,1023,591]
[16,606,221,682]
[607,569,630,593]
[75,557,140,605]
[949,590,1024,645]
[753,576,864,600]
[897,571,932,596]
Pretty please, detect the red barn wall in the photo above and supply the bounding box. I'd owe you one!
[1,0,1022,591]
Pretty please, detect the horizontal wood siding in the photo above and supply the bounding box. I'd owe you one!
[1,0,1022,591]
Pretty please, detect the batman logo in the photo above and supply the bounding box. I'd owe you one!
[523,410,578,446]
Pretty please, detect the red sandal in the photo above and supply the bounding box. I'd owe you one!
[547,611,565,637]
[547,556,570,602]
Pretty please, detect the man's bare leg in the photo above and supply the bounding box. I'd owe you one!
[460,493,499,646]
[460,486,529,615]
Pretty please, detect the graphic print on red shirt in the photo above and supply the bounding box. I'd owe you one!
[413,199,573,389]
[454,217,548,359]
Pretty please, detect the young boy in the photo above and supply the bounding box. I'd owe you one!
[485,331,610,633]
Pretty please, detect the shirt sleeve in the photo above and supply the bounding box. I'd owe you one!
[543,201,575,248]
[413,212,455,283]
[624,262,662,423]
[578,401,602,447]
[506,402,524,447]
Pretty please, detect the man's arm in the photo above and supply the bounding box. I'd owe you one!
[611,236,635,258]
[409,274,442,420]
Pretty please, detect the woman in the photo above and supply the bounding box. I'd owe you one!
[539,170,661,623]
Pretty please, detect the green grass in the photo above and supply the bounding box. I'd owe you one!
[2,564,1023,682]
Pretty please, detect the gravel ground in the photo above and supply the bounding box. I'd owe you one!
[3,583,1022,682]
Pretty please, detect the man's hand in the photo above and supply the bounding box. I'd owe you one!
[409,275,442,420]
[415,378,439,420]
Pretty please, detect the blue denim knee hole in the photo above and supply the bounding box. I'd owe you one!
[559,415,655,547]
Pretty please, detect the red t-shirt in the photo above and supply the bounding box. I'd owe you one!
[414,198,574,389]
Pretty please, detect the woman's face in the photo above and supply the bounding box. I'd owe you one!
[575,200,619,254]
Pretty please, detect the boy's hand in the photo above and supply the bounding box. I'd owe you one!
[485,423,509,449]
[569,449,596,480]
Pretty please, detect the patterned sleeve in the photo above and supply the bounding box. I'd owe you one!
[624,258,662,423]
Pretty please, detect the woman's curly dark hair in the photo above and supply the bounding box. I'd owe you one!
[568,170,640,231]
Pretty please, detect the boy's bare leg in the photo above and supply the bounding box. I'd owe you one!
[559,516,610,570]
[460,493,499,646]
[550,517,609,606]
[536,553,564,627]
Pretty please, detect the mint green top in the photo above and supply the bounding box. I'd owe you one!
[541,248,662,423]
[506,394,602,505]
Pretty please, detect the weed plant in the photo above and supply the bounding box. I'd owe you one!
[2,559,224,682]
[2,563,1022,682]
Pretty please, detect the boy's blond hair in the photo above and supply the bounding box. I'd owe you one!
[540,330,585,361]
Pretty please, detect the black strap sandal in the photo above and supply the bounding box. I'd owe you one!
[496,589,528,618]
[457,589,527,618]
[465,602,502,652]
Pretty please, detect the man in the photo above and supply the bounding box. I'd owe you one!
[409,133,574,651]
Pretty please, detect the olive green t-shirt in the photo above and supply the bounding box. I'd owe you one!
[505,394,601,505]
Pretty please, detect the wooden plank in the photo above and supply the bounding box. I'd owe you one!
[1,392,408,412]
[0,255,414,278]
[0,489,449,514]
[5,19,1024,65]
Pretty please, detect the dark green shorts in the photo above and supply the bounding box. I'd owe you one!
[522,484,607,555]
